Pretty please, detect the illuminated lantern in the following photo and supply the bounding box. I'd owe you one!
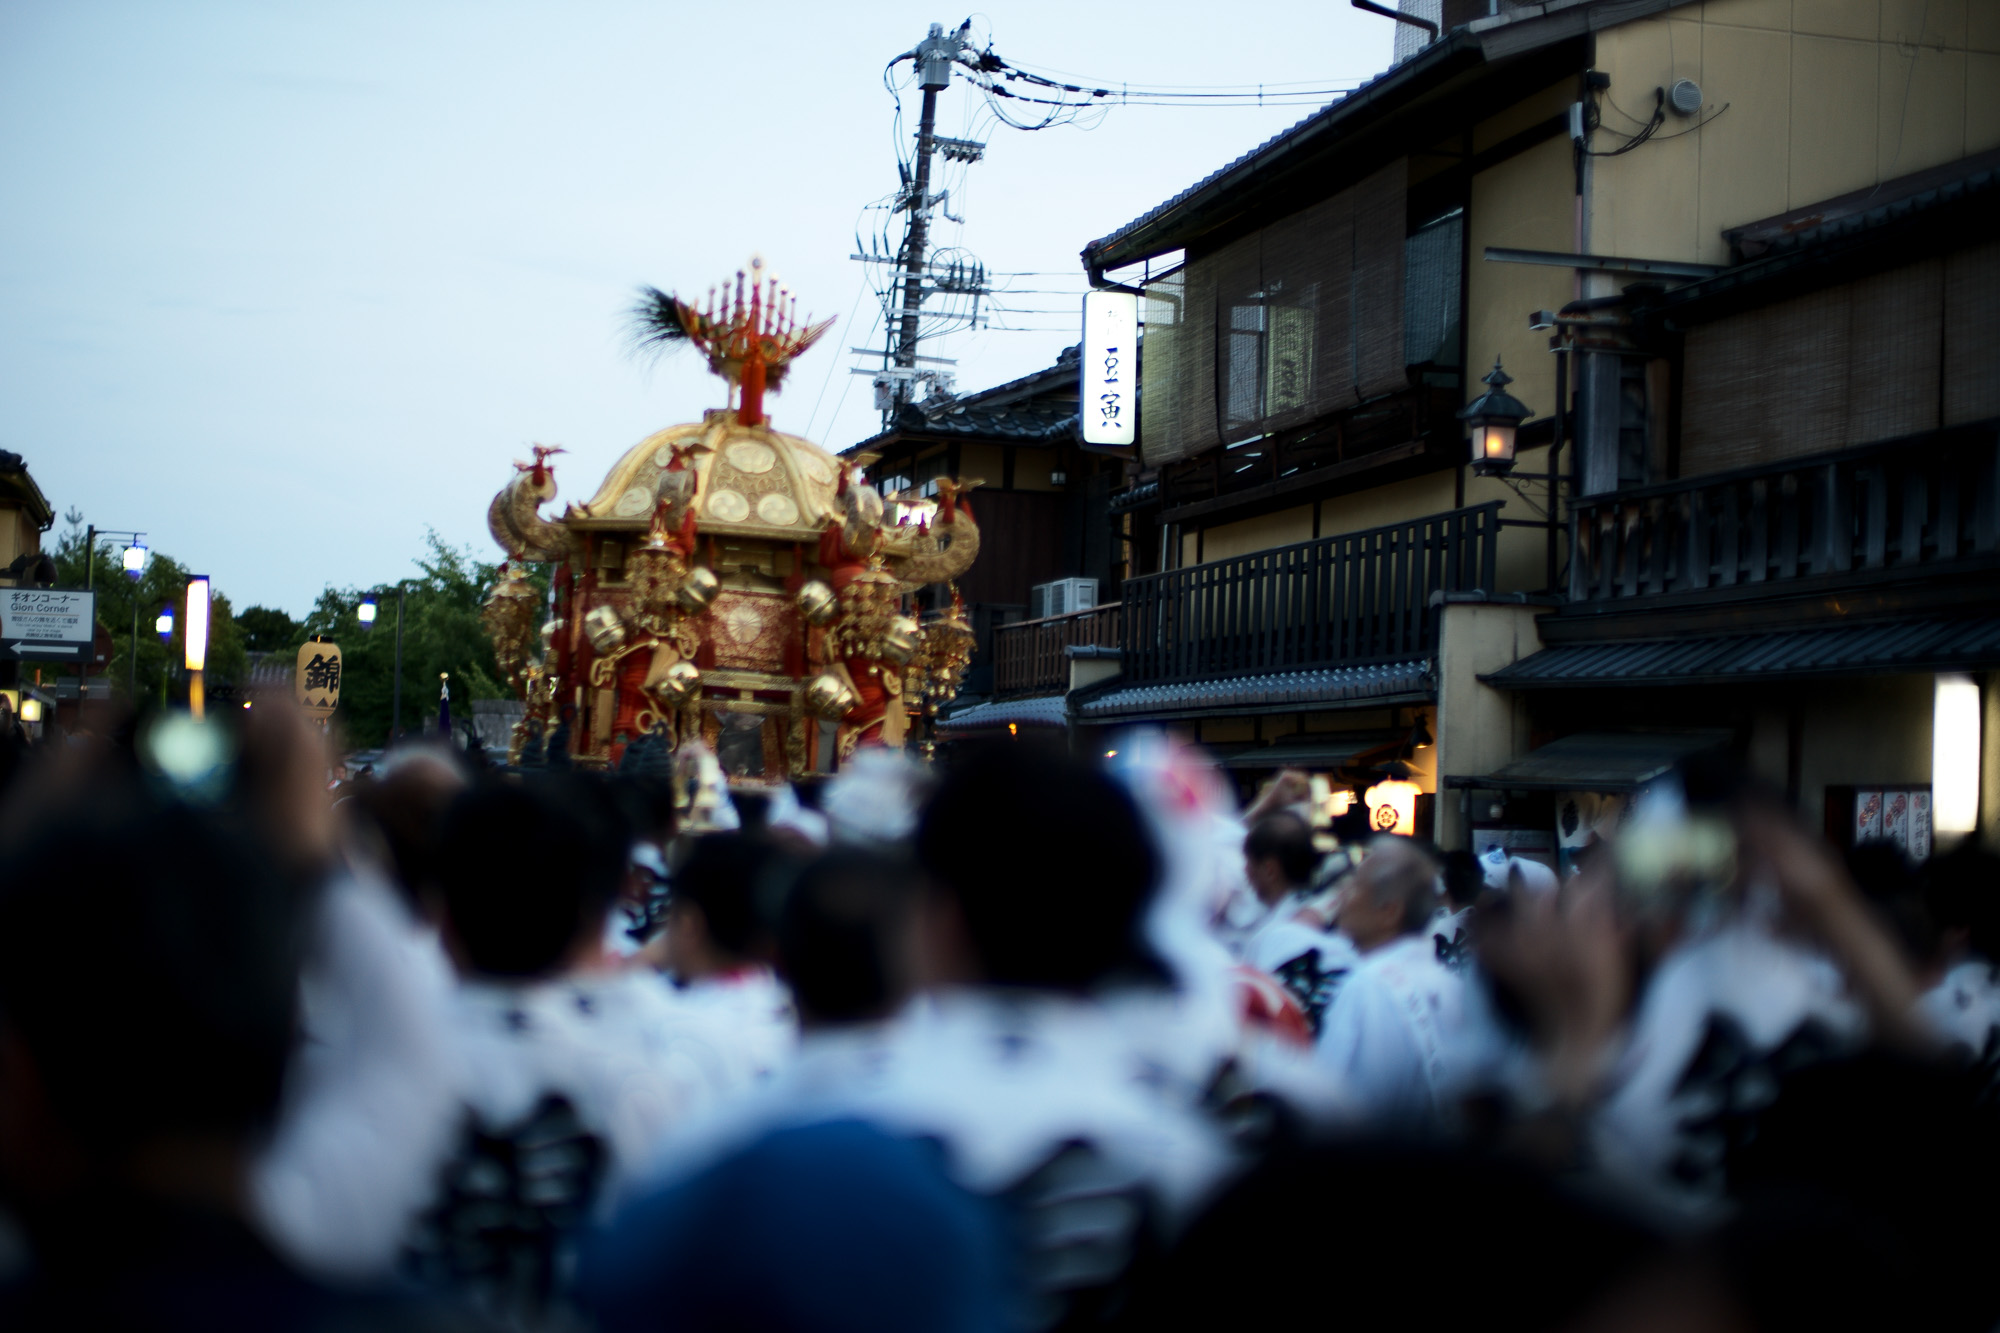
[1364,778,1421,837]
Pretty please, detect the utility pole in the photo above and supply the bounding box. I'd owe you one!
[867,21,978,433]
[891,25,958,414]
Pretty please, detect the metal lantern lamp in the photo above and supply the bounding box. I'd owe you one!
[358,596,378,629]
[156,606,175,642]
[122,541,148,579]
[1460,357,1532,478]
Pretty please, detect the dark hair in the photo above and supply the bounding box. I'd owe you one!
[916,744,1164,992]
[778,847,919,1026]
[341,755,466,912]
[1440,849,1484,911]
[437,775,629,977]
[0,783,301,1148]
[672,832,798,962]
[1924,841,2000,962]
[1244,812,1317,887]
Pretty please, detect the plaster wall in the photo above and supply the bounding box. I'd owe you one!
[1434,601,1548,849]
[1466,134,1575,433]
[1591,0,2000,266]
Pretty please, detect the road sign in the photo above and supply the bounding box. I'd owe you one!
[0,588,95,660]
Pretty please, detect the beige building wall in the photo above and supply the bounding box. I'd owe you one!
[1790,673,1935,828]
[1592,0,2000,266]
[1466,133,1575,433]
[1433,602,1549,848]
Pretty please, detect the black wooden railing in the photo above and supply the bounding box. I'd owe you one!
[1120,502,1502,685]
[1570,426,2000,604]
[993,605,1123,696]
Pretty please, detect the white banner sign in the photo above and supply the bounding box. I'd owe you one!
[1080,290,1138,448]
[0,588,94,646]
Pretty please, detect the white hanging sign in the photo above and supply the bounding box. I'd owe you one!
[1079,290,1138,448]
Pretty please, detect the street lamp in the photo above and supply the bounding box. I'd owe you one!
[1460,357,1533,478]
[156,606,175,642]
[79,526,152,698]
[185,575,211,719]
[359,586,407,741]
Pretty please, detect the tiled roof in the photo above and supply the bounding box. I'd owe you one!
[1723,147,2000,261]
[907,394,1078,443]
[1485,618,2000,689]
[1079,660,1431,720]
[1082,2,1690,273]
[847,348,1080,455]
[936,693,1069,734]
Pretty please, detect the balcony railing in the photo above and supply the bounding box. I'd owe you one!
[1570,425,2000,605]
[1119,502,1502,685]
[993,604,1123,696]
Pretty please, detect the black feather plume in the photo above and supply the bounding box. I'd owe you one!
[628,285,691,358]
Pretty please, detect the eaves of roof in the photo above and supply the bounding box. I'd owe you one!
[1077,660,1432,721]
[1659,155,1999,327]
[1483,616,2000,689]
[846,350,1080,456]
[1080,31,1486,275]
[936,693,1069,734]
[1079,2,1689,275]
[0,455,54,530]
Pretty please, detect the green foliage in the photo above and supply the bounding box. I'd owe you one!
[40,520,527,746]
[236,605,301,653]
[45,522,246,705]
[300,530,532,749]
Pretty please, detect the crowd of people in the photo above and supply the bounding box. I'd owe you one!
[0,699,1996,1332]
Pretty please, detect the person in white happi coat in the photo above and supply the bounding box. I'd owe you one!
[658,831,801,1086]
[1314,838,1466,1135]
[400,777,716,1318]
[867,745,1234,1328]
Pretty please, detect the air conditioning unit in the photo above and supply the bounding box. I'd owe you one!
[1031,577,1098,620]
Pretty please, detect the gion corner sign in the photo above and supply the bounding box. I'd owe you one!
[1080,290,1138,448]
[295,640,342,719]
[0,589,95,660]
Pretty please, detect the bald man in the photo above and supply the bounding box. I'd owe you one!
[1315,839,1467,1136]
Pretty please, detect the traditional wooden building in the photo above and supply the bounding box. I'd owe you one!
[852,347,1128,716]
[995,0,2000,854]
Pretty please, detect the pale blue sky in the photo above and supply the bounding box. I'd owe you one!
[2,1,1391,615]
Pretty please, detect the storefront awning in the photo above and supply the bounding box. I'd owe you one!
[935,694,1068,736]
[1219,731,1404,770]
[1483,616,2000,689]
[1076,660,1431,723]
[1447,730,1731,793]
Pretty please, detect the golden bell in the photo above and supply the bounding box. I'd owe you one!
[676,566,721,612]
[878,615,921,666]
[539,618,563,653]
[796,580,839,627]
[805,672,857,719]
[583,605,626,655]
[652,659,703,705]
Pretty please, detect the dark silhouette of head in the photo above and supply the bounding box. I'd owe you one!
[778,847,920,1028]
[436,774,629,978]
[916,744,1163,993]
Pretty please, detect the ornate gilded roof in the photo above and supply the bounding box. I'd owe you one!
[569,409,845,543]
